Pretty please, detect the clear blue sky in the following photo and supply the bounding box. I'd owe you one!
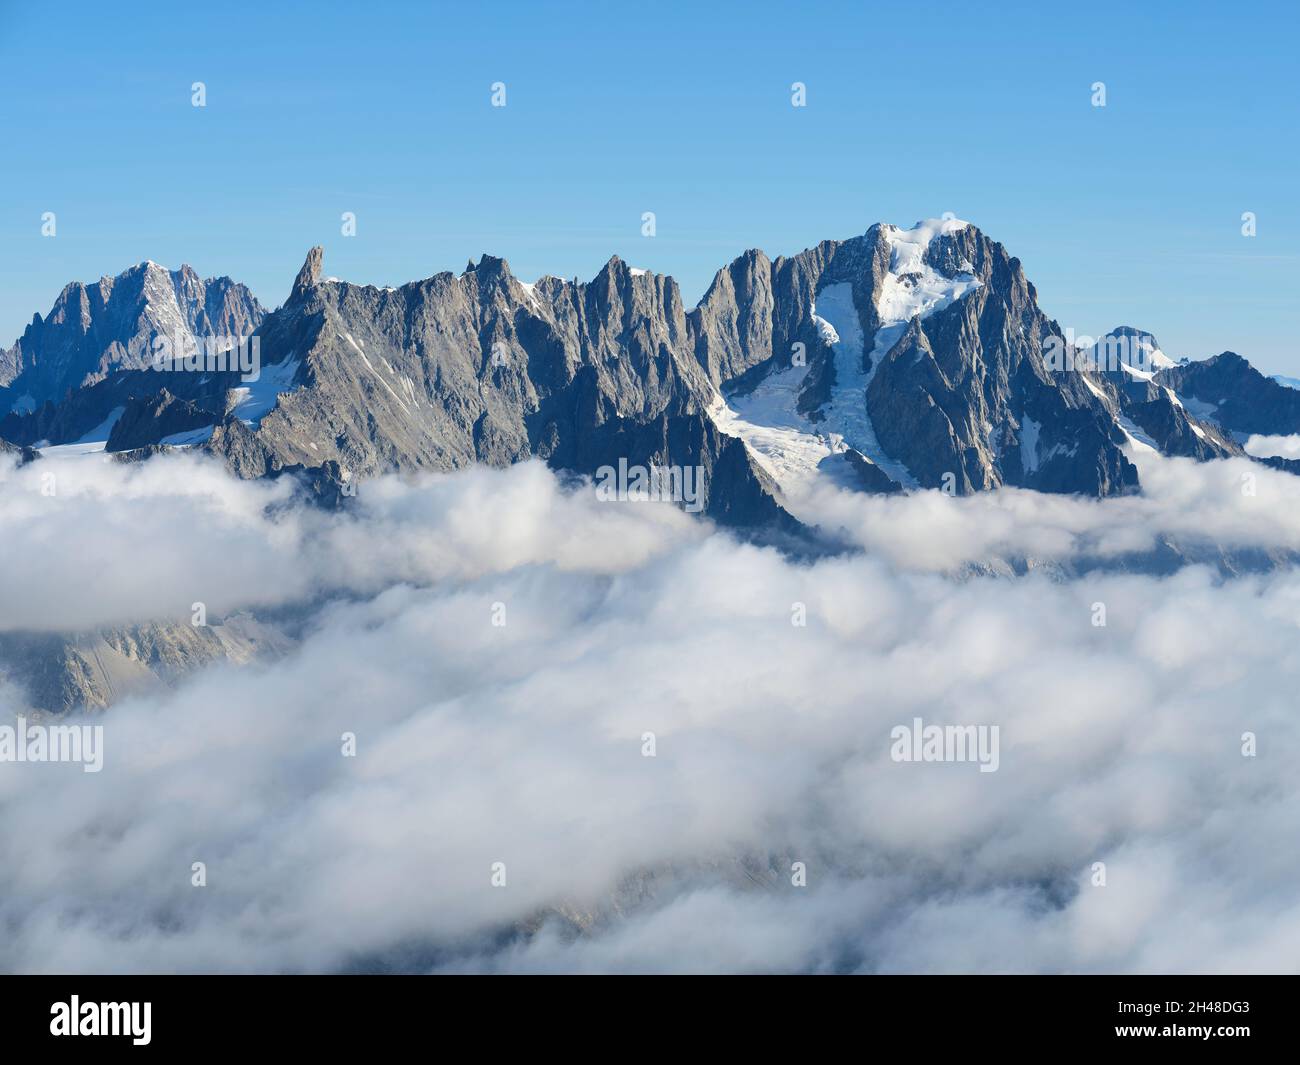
[2,0,1297,373]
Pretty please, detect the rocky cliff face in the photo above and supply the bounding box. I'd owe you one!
[0,261,263,415]
[196,246,797,533]
[1155,352,1300,437]
[0,614,292,716]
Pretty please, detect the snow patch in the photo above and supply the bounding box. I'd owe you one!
[816,282,920,488]
[1117,415,1160,455]
[160,425,216,447]
[1180,394,1219,421]
[228,355,301,426]
[74,406,125,445]
[33,406,127,458]
[706,357,831,496]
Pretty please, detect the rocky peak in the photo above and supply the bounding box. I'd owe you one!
[291,247,324,301]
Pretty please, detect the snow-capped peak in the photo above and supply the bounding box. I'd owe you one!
[705,219,984,501]
[1095,327,1177,380]
[883,216,972,241]
[877,219,981,327]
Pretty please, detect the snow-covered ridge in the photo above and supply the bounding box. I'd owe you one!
[812,220,983,485]
[707,218,983,502]
[876,217,980,326]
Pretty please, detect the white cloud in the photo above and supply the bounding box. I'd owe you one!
[1245,433,1300,460]
[0,454,698,631]
[795,448,1300,571]
[1,450,1299,973]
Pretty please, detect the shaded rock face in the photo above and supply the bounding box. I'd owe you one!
[1156,352,1300,437]
[1055,328,1241,462]
[0,615,291,716]
[1123,390,1236,459]
[106,389,217,452]
[198,250,793,532]
[0,364,233,449]
[837,449,902,494]
[859,227,1137,495]
[0,261,263,415]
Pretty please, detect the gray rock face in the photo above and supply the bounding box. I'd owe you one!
[864,226,1137,495]
[690,248,776,385]
[0,614,291,716]
[0,261,263,415]
[195,249,796,534]
[106,389,217,452]
[1156,352,1300,437]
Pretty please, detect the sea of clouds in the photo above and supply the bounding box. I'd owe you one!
[1,449,1298,973]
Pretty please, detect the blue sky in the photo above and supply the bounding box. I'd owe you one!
[2,0,1297,373]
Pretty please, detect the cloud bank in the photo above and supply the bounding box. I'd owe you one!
[1,451,1298,973]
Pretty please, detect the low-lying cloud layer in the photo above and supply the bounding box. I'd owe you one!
[1,451,1298,973]
[1246,433,1300,460]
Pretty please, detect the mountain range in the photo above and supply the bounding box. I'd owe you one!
[5,220,1295,513]
[4,218,1299,712]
